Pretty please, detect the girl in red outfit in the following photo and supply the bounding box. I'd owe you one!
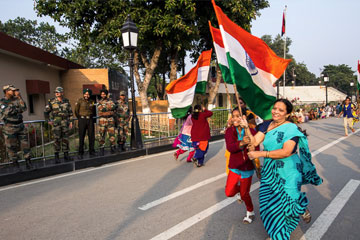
[191,105,213,167]
[225,107,258,224]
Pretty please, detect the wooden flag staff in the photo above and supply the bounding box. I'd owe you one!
[231,81,261,179]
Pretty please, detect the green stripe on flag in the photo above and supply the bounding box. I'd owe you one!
[218,64,232,84]
[226,53,275,120]
[170,105,191,119]
[195,81,207,94]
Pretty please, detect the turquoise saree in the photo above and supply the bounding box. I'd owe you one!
[259,123,322,240]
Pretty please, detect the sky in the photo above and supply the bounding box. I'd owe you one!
[1,0,360,77]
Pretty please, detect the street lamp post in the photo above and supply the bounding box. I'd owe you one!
[350,82,354,101]
[323,73,329,105]
[121,15,143,149]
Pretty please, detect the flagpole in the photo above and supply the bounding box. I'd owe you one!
[282,5,287,98]
[223,80,232,109]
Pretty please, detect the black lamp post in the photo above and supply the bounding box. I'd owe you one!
[121,15,143,149]
[323,73,329,105]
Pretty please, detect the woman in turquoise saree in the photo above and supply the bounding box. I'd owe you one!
[240,99,322,240]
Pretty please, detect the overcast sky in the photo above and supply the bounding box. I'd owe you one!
[1,0,359,77]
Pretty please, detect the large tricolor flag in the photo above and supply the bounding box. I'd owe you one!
[212,0,291,119]
[166,49,212,118]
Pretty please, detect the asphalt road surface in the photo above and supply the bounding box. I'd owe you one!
[0,117,359,240]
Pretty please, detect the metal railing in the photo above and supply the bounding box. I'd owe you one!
[0,109,230,165]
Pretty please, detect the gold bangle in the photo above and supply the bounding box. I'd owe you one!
[266,151,270,158]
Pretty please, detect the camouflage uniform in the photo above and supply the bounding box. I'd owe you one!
[44,95,73,154]
[0,87,31,165]
[115,98,130,146]
[97,97,116,148]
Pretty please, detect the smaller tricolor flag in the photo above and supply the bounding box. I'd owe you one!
[209,22,232,85]
[281,7,286,36]
[166,49,212,118]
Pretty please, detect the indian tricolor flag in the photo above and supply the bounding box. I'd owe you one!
[212,0,291,119]
[209,22,231,85]
[166,49,212,118]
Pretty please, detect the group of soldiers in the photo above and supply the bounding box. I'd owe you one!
[0,84,130,169]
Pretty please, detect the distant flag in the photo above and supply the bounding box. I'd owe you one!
[212,0,291,119]
[166,49,212,118]
[281,7,286,36]
[357,60,360,92]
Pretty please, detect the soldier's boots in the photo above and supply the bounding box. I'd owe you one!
[64,152,73,162]
[110,146,116,154]
[55,152,61,164]
[13,160,21,170]
[78,154,84,160]
[118,143,126,152]
[100,148,105,156]
[25,157,33,170]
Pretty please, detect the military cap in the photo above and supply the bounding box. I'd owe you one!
[83,88,92,95]
[54,86,64,93]
[3,84,16,91]
[120,90,126,96]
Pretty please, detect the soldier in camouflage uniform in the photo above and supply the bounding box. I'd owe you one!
[44,86,74,163]
[0,85,33,170]
[97,89,116,155]
[115,90,130,152]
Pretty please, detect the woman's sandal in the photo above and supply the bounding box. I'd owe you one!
[301,209,311,224]
[242,211,255,224]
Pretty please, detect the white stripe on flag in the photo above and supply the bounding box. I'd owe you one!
[197,66,210,83]
[167,84,196,109]
[220,26,276,97]
[213,41,228,67]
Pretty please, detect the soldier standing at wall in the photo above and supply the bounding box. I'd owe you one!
[97,89,116,156]
[44,86,74,163]
[0,85,33,170]
[75,89,96,159]
[115,90,130,152]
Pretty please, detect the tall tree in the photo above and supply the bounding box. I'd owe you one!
[0,17,66,55]
[322,64,357,95]
[261,34,317,87]
[35,0,198,113]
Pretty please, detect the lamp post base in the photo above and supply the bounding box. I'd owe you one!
[130,115,143,150]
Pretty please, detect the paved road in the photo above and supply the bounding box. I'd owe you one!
[0,117,359,240]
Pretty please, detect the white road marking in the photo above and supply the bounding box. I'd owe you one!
[311,129,360,157]
[300,179,360,240]
[150,181,260,240]
[0,139,225,192]
[139,173,227,210]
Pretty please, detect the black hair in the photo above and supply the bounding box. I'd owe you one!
[232,107,240,114]
[181,106,193,120]
[274,98,293,114]
[100,89,108,95]
[192,105,202,120]
[274,98,307,136]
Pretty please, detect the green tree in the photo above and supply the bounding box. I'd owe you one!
[0,17,66,55]
[261,34,317,87]
[322,64,357,95]
[35,0,269,112]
